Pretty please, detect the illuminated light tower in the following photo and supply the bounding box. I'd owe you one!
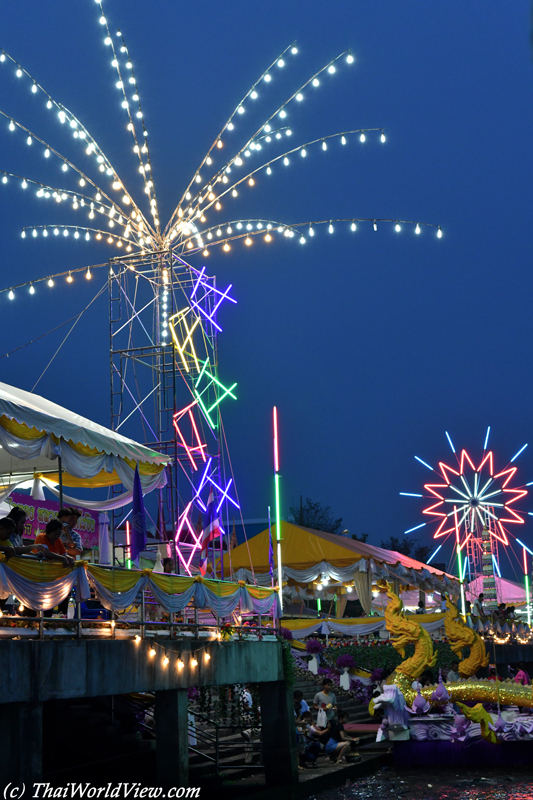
[402,429,531,612]
[1,3,441,566]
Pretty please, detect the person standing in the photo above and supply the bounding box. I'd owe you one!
[313,678,337,724]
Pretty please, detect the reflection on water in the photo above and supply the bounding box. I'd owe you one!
[311,768,533,800]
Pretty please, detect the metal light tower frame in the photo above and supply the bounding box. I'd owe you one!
[108,248,236,572]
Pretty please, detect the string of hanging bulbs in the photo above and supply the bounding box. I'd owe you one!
[133,633,218,670]
[0,0,442,297]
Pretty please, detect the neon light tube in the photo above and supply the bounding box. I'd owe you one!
[511,443,528,463]
[484,426,491,450]
[526,575,531,627]
[492,554,501,578]
[445,431,456,454]
[415,456,434,471]
[404,523,426,534]
[273,406,279,473]
[399,492,423,497]
[126,521,131,569]
[426,545,442,564]
[516,538,533,557]
[523,547,528,576]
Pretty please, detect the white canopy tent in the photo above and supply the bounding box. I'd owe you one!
[0,381,170,507]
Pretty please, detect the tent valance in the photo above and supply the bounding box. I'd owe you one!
[282,613,446,639]
[223,523,458,596]
[0,382,170,491]
[0,557,281,618]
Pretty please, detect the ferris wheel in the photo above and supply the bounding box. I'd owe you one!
[401,428,533,611]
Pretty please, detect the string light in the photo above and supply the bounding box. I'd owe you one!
[191,657,198,667]
[0,17,441,301]
[149,647,156,658]
[66,272,73,283]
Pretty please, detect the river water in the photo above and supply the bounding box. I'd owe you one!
[311,767,533,800]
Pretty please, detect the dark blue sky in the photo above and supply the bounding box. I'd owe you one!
[0,2,532,576]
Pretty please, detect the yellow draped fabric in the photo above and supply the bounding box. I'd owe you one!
[282,613,445,629]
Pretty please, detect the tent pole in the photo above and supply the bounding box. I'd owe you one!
[58,454,64,510]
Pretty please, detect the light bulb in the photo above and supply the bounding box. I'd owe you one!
[279,109,286,118]
[203,249,209,256]
[204,652,211,662]
[347,53,354,64]
[341,136,346,145]
[415,224,421,235]
[300,236,305,244]
[21,230,26,238]
[283,157,289,166]
[278,59,285,67]
[381,132,386,143]
[16,69,22,77]
[223,243,230,251]
[322,141,327,150]
[265,234,272,242]
[437,227,443,238]
[191,657,198,667]
[45,148,51,158]
[312,78,319,87]
[86,268,92,279]
[317,583,323,591]
[395,223,401,232]
[48,278,54,287]
[329,223,334,234]
[8,290,14,300]
[360,133,366,142]
[296,93,303,101]
[347,586,353,592]
[162,656,169,667]
[32,228,37,237]
[67,272,73,283]
[18,604,24,612]
[291,46,298,54]
[85,232,90,240]
[309,226,314,237]
[54,228,59,235]
[351,222,357,231]
[9,121,15,131]
[249,177,255,185]
[27,136,32,145]
[31,83,37,93]
[328,65,336,73]
[134,635,141,643]
[177,659,184,670]
[267,166,272,175]
[149,648,156,658]
[373,221,378,231]
[264,73,271,82]
[245,237,252,246]
[237,106,244,114]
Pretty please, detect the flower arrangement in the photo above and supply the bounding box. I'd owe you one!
[306,638,324,655]
[220,622,235,640]
[279,626,293,641]
[336,653,355,670]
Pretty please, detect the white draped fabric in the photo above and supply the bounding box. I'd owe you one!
[98,513,112,565]
[285,616,446,639]
[41,478,136,510]
[232,556,456,596]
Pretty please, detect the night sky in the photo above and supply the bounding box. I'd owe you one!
[0,2,532,578]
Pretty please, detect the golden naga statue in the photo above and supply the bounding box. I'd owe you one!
[382,583,533,709]
[444,598,489,677]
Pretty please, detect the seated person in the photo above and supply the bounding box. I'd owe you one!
[299,710,322,765]
[447,660,461,682]
[324,710,359,764]
[34,520,75,568]
[0,517,47,559]
[58,508,83,558]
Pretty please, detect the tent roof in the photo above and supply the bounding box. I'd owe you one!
[0,381,170,477]
[223,521,457,583]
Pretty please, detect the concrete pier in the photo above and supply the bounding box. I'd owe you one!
[0,639,296,788]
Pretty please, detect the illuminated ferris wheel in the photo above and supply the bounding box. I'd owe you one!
[401,428,532,608]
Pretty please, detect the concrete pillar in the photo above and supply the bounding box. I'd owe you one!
[259,681,298,787]
[0,702,42,783]
[156,688,189,788]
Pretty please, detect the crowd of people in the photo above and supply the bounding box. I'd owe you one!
[0,505,84,616]
[293,678,360,769]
